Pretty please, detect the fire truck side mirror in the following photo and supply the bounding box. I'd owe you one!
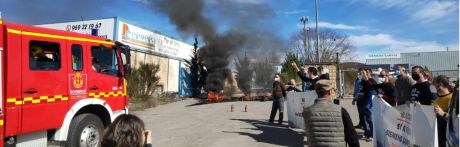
[113,41,131,77]
[123,64,131,77]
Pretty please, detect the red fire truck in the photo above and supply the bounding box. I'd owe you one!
[0,18,131,146]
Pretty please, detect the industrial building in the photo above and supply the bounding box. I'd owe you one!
[36,17,194,95]
[365,51,459,79]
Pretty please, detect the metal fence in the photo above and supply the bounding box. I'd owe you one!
[430,70,459,81]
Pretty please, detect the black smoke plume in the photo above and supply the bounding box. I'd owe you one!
[151,0,248,92]
[150,0,284,92]
[235,53,253,93]
[198,32,245,92]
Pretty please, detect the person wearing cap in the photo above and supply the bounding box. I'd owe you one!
[303,80,360,147]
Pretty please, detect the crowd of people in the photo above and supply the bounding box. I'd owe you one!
[268,63,458,147]
[103,65,455,147]
[268,63,361,146]
[352,65,457,147]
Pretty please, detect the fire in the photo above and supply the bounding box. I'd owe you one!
[207,91,232,102]
[207,91,221,102]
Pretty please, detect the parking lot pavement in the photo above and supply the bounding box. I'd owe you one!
[133,98,372,147]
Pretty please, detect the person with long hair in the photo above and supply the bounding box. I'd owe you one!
[269,73,286,125]
[101,114,152,147]
[433,75,453,147]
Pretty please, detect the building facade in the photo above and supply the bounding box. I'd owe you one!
[365,51,459,79]
[36,17,194,95]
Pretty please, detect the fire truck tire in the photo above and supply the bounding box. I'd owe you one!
[66,113,104,147]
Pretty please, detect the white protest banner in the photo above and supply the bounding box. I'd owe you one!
[372,98,437,147]
[286,91,317,129]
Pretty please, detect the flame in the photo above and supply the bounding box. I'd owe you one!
[207,91,221,102]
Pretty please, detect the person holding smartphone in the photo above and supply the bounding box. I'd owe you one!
[102,114,153,147]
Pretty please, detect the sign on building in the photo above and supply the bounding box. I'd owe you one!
[36,17,193,60]
[366,53,401,59]
[36,18,116,40]
[118,21,192,60]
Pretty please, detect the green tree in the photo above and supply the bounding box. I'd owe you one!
[184,37,207,97]
[280,52,301,84]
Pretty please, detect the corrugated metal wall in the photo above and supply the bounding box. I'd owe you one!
[366,51,459,71]
[366,51,459,79]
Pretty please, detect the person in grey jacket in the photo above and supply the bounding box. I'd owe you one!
[394,66,415,105]
[303,80,360,147]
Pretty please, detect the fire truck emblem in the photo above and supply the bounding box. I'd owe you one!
[73,72,84,88]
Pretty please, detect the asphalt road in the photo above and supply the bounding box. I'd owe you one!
[133,98,373,147]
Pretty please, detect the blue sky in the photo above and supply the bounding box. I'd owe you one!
[1,0,458,62]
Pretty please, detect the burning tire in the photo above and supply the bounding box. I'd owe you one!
[66,114,104,147]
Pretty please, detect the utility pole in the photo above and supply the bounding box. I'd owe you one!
[315,0,320,63]
[300,16,309,66]
[336,52,341,99]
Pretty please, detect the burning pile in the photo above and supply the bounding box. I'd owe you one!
[150,0,282,101]
[235,54,253,101]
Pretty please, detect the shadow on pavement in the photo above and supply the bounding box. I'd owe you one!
[224,119,304,147]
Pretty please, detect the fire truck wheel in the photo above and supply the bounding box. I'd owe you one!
[66,113,104,147]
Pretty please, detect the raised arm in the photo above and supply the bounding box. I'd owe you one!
[291,62,301,72]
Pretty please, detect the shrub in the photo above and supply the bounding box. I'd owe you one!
[126,63,160,102]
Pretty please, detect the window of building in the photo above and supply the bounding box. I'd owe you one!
[71,44,83,71]
[91,46,118,76]
[29,41,61,70]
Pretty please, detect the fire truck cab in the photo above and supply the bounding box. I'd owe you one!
[0,18,130,147]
